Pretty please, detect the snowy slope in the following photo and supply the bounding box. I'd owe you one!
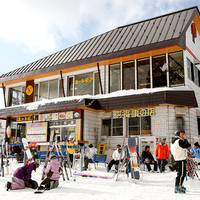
[0,159,200,200]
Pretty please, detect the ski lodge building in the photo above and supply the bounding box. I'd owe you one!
[0,6,200,155]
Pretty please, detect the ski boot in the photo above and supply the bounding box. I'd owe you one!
[175,186,186,194]
[5,181,11,191]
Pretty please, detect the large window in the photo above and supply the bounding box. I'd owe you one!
[9,86,25,106]
[102,118,123,136]
[39,81,48,101]
[74,72,93,96]
[127,116,151,135]
[169,51,184,86]
[123,61,135,90]
[152,55,167,88]
[69,72,100,96]
[112,118,123,136]
[36,79,62,101]
[49,79,59,99]
[137,58,150,89]
[110,63,121,93]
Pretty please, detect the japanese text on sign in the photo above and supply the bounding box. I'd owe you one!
[75,77,93,85]
[116,108,155,118]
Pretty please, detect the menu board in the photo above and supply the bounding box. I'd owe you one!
[26,122,48,142]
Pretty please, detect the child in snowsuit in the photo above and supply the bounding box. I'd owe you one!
[40,153,61,190]
[6,161,39,191]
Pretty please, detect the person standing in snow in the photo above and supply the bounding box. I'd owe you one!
[155,137,169,173]
[107,144,125,172]
[83,144,97,170]
[142,145,157,172]
[171,130,191,194]
[39,153,61,190]
[5,161,39,191]
[67,135,77,168]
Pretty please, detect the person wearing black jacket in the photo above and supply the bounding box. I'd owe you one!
[141,145,157,172]
[171,130,191,194]
[12,141,24,163]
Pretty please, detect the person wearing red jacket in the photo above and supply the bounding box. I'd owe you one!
[155,137,169,173]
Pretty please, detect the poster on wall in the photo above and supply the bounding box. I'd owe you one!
[151,116,166,136]
[139,136,157,159]
[26,122,48,142]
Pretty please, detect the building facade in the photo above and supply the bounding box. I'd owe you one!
[0,6,200,154]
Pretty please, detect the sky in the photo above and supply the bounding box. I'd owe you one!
[0,0,200,108]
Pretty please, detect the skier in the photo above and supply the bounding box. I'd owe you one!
[171,130,191,194]
[107,144,125,172]
[141,145,157,172]
[39,153,61,190]
[155,137,169,173]
[82,144,97,170]
[5,161,39,191]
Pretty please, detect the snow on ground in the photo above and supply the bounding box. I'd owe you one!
[0,159,200,200]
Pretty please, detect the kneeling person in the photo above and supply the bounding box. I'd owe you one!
[40,153,61,190]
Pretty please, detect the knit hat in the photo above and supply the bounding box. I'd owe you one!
[180,129,185,133]
[88,144,93,148]
[117,144,121,148]
[50,153,56,159]
[161,137,166,141]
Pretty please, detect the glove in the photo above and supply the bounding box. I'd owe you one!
[23,175,28,181]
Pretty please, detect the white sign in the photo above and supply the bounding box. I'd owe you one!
[151,116,166,136]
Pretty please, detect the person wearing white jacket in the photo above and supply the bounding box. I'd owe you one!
[83,144,97,170]
[171,130,191,194]
[107,144,125,172]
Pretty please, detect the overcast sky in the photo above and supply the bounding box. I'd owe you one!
[0,0,200,108]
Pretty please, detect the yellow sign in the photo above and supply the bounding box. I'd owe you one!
[26,85,33,95]
[116,108,155,118]
[17,116,35,122]
[75,77,93,85]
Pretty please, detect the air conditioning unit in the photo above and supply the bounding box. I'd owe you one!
[175,107,186,116]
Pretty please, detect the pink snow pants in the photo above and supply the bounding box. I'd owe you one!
[11,177,25,190]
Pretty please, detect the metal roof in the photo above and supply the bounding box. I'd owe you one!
[0,6,199,82]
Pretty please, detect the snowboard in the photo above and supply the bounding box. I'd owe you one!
[41,144,54,180]
[34,186,45,193]
[22,138,32,161]
[128,137,140,180]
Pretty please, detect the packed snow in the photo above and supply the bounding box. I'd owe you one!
[1,159,200,200]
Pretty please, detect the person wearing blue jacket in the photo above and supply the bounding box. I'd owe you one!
[191,142,200,159]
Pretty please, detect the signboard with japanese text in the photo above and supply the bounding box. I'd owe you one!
[26,122,48,142]
[151,116,166,136]
[116,108,155,118]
